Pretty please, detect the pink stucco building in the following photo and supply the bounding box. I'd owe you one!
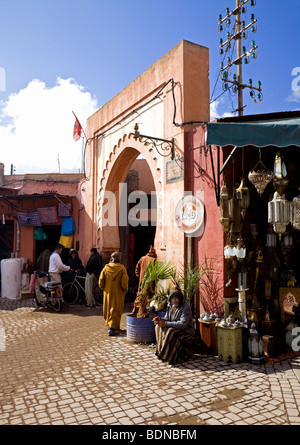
[80,40,226,315]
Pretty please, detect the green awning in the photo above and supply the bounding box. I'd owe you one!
[206,117,300,148]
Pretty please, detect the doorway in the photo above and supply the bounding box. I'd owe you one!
[119,159,157,300]
[0,220,14,261]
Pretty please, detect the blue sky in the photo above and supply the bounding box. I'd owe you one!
[0,0,299,174]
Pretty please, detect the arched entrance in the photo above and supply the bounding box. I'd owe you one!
[97,134,162,270]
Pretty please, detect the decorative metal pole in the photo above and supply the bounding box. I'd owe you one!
[236,0,243,115]
[218,0,262,115]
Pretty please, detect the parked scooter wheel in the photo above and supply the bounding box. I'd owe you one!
[52,297,62,312]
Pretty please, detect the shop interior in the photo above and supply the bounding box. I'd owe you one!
[220,143,300,354]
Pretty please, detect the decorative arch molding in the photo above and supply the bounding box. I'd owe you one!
[96,132,165,253]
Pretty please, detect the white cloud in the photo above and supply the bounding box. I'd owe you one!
[0,78,98,174]
[210,99,233,121]
[287,90,300,103]
[286,67,300,103]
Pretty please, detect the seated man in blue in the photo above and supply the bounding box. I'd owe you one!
[153,286,195,365]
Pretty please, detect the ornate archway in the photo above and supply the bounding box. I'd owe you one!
[97,133,165,261]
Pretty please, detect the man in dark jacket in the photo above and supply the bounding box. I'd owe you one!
[85,248,102,307]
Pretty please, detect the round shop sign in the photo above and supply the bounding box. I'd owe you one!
[174,195,204,234]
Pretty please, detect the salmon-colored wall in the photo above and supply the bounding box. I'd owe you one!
[186,126,225,317]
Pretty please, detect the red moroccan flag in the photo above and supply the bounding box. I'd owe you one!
[72,112,82,142]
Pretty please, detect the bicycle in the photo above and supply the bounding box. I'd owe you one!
[62,271,102,305]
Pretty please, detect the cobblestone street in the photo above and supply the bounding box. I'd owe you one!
[1,297,300,427]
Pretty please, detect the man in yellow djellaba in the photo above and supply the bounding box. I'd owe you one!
[99,252,129,336]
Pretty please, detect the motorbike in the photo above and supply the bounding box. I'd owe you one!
[34,271,64,312]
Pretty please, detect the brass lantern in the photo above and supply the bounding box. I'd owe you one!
[248,163,273,195]
[219,181,231,233]
[273,150,288,196]
[224,231,236,260]
[236,177,250,218]
[268,191,291,240]
[248,149,273,195]
[235,234,246,261]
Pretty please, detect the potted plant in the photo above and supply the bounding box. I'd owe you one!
[149,283,172,313]
[170,258,208,308]
[126,260,174,343]
[139,260,174,315]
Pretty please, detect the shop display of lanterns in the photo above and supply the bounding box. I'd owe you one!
[273,150,288,196]
[268,191,292,240]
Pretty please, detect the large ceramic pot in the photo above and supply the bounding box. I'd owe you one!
[126,314,156,343]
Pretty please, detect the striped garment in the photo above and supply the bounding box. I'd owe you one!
[155,325,194,364]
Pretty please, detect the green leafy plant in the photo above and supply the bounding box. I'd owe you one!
[140,260,174,298]
[149,283,172,311]
[170,258,208,306]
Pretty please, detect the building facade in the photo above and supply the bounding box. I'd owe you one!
[81,40,210,280]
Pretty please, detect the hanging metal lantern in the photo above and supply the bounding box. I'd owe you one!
[292,190,300,231]
[236,177,250,218]
[219,181,231,233]
[235,234,246,261]
[224,231,236,260]
[248,149,273,195]
[273,150,288,196]
[268,191,291,239]
[248,164,273,195]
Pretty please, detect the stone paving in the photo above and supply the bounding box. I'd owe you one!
[0,296,300,426]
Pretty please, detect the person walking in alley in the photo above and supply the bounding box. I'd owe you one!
[48,244,71,283]
[99,252,128,336]
[35,243,52,303]
[62,249,84,287]
[85,248,102,307]
[132,245,157,317]
[135,245,157,293]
